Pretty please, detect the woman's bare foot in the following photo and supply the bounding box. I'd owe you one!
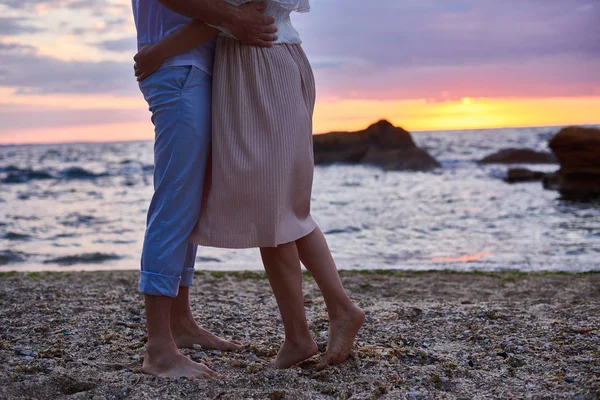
[274,337,318,369]
[317,305,365,370]
[142,346,221,379]
[171,319,242,351]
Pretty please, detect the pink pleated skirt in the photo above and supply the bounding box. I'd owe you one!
[188,36,317,248]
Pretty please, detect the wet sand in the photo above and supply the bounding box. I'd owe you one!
[0,270,599,399]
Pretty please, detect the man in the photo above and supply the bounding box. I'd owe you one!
[131,0,277,379]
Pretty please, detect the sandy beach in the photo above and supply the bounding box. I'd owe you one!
[0,270,598,399]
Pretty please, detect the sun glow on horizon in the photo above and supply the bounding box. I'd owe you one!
[312,95,600,134]
[1,91,599,144]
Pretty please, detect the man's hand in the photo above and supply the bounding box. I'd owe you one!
[134,45,164,82]
[225,1,278,47]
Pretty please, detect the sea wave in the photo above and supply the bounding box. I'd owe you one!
[2,169,53,184]
[0,164,155,185]
[0,166,110,184]
[0,250,26,265]
[197,257,222,263]
[324,227,362,235]
[59,167,108,180]
[3,232,31,241]
[43,253,122,266]
[59,213,109,228]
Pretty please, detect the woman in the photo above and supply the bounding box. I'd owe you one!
[134,0,364,370]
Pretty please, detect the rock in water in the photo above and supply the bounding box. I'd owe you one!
[313,120,440,171]
[544,126,600,196]
[504,168,548,183]
[479,148,556,164]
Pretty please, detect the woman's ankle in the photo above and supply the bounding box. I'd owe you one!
[327,300,360,320]
[283,330,315,347]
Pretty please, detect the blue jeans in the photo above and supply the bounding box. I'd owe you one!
[138,66,212,297]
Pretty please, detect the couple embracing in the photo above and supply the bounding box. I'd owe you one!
[132,0,364,379]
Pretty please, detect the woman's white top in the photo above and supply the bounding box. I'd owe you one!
[217,0,309,44]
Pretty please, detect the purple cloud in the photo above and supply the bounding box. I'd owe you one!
[0,17,43,35]
[1,0,599,102]
[0,45,137,95]
[298,0,600,68]
[290,0,600,99]
[93,37,137,53]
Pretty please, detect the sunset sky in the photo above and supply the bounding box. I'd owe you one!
[0,0,599,144]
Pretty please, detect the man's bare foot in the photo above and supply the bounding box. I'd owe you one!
[171,319,242,351]
[317,304,365,370]
[274,337,318,369]
[142,347,220,379]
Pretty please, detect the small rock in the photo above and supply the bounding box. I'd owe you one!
[192,351,207,359]
[407,392,422,400]
[20,350,33,356]
[564,376,576,383]
[317,341,327,353]
[506,356,526,367]
[269,390,286,400]
[504,168,548,183]
[479,148,556,164]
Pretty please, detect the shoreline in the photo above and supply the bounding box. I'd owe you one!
[1,270,599,399]
[1,264,599,273]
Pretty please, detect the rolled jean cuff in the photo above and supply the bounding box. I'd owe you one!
[180,267,195,287]
[138,270,181,298]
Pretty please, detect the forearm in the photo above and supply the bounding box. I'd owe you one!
[156,0,239,28]
[153,21,219,61]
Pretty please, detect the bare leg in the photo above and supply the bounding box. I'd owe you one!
[260,242,318,368]
[170,286,242,350]
[296,227,365,369]
[142,294,221,379]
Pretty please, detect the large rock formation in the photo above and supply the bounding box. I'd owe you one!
[543,126,600,196]
[313,120,440,171]
[479,148,556,164]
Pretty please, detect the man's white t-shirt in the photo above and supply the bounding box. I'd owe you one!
[132,0,217,75]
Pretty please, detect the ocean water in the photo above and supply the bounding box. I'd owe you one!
[1,125,599,272]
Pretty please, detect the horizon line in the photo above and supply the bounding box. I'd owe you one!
[1,121,598,147]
